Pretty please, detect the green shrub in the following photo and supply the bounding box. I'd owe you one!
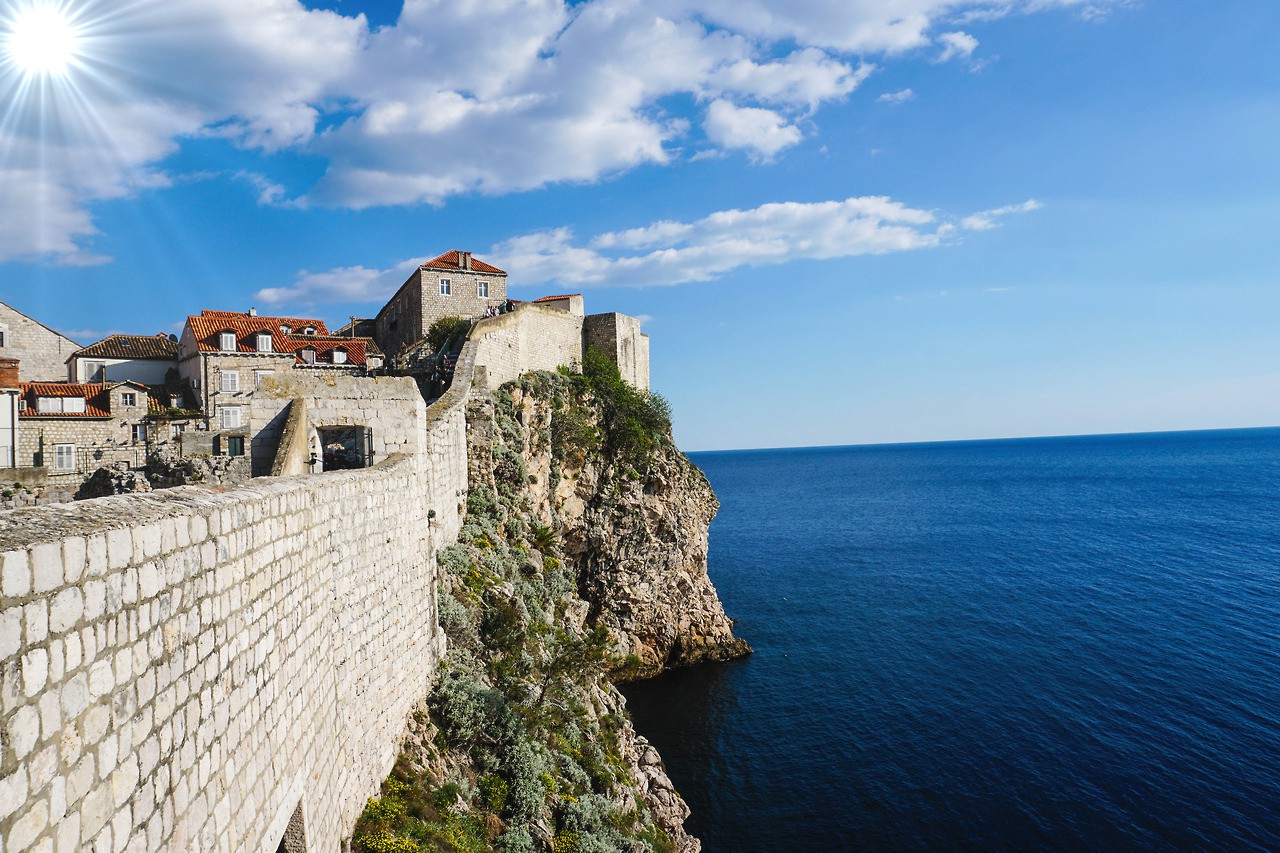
[478,774,510,813]
[427,316,471,353]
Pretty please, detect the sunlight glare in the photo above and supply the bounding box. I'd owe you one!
[5,4,81,77]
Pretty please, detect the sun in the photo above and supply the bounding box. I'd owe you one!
[4,3,82,77]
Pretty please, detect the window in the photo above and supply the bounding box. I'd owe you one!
[332,349,348,365]
[256,332,273,352]
[299,348,316,365]
[17,399,25,412]
[219,406,241,429]
[171,423,185,438]
[0,330,5,347]
[85,361,105,383]
[302,326,316,335]
[36,396,85,413]
[53,444,74,471]
[280,324,291,335]
[170,395,183,408]
[439,279,451,296]
[120,392,137,406]
[254,369,274,387]
[226,436,245,457]
[220,371,239,393]
[219,331,237,351]
[131,424,146,444]
[478,280,489,298]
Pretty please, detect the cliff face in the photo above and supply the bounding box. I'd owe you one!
[351,367,748,853]
[479,375,752,679]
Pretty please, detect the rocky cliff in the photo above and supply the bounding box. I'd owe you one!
[350,361,749,853]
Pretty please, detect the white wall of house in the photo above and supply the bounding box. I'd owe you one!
[71,356,174,385]
[0,391,17,467]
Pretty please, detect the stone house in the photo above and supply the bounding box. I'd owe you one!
[67,333,179,384]
[177,310,384,459]
[0,299,80,381]
[13,378,203,477]
[374,250,508,358]
[15,381,153,476]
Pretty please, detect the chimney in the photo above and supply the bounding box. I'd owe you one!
[0,357,19,390]
[460,251,471,271]
[248,307,258,317]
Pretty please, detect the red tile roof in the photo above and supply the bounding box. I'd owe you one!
[186,311,378,365]
[421,250,506,275]
[72,334,178,361]
[19,382,111,417]
[532,294,582,303]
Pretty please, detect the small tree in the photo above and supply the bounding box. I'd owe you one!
[427,316,471,353]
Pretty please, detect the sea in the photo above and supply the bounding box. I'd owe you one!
[621,428,1280,852]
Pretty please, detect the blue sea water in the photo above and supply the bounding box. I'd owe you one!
[621,428,1280,852]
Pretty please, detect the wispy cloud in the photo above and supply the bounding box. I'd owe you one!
[937,31,979,63]
[961,199,1043,230]
[877,88,916,105]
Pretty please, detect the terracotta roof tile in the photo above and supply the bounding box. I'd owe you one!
[532,294,582,303]
[73,334,178,361]
[421,250,506,275]
[19,382,111,417]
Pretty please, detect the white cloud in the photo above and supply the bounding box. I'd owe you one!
[937,31,979,63]
[491,196,946,287]
[702,100,802,160]
[255,263,411,307]
[0,0,1115,263]
[877,88,916,104]
[961,198,1043,230]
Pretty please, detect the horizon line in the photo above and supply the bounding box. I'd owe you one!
[683,424,1280,455]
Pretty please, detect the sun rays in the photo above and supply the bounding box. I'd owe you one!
[2,1,85,79]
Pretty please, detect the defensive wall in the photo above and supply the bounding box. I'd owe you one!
[469,303,649,393]
[0,302,641,851]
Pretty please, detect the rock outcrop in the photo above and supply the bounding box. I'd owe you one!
[475,378,751,679]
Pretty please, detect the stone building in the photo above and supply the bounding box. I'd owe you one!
[14,381,153,476]
[0,299,80,381]
[374,250,508,358]
[67,333,179,384]
[177,310,384,460]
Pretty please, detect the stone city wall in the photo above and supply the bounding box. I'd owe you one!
[0,349,474,852]
[0,452,466,852]
[469,304,586,392]
[469,305,651,393]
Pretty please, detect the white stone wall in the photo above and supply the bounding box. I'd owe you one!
[0,446,462,852]
[246,373,427,476]
[469,304,586,392]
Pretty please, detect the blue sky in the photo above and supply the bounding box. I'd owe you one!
[1,0,1277,450]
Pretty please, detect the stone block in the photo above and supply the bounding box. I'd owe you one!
[22,646,49,697]
[2,549,31,597]
[31,542,63,593]
[49,588,84,635]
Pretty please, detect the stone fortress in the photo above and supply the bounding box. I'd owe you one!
[0,252,650,851]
